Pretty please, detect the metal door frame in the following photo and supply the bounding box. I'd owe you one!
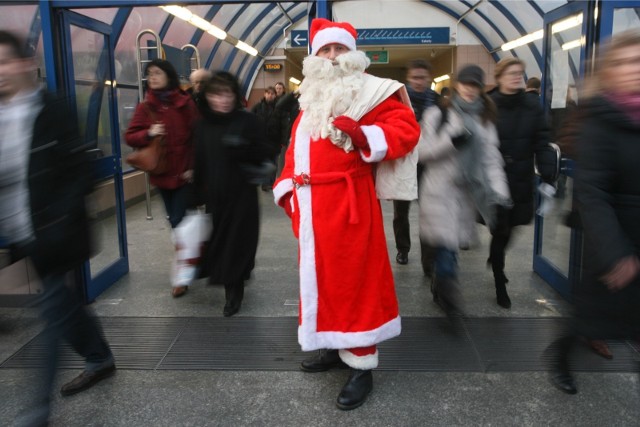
[59,9,129,302]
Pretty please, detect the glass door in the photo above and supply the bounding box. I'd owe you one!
[61,11,128,302]
[534,1,592,300]
[599,1,640,39]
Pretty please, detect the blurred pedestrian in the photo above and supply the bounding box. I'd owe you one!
[488,58,557,308]
[271,89,300,176]
[545,30,640,395]
[251,86,280,190]
[188,68,212,104]
[274,81,286,99]
[0,30,114,426]
[192,71,273,317]
[273,18,419,410]
[393,59,438,267]
[418,64,511,317]
[525,76,541,98]
[125,59,199,297]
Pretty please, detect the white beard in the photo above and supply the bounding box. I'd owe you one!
[298,50,370,152]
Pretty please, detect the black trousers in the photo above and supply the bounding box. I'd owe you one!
[489,208,513,278]
[392,200,412,254]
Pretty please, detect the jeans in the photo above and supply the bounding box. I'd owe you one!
[434,247,458,279]
[159,184,190,228]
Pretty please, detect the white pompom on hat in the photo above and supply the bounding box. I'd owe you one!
[309,18,357,56]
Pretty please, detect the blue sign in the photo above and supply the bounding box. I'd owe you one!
[358,27,450,45]
[290,27,450,48]
[291,30,309,47]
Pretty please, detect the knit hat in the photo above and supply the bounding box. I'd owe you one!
[309,18,357,56]
[457,64,485,88]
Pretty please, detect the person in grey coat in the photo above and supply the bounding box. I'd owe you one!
[418,65,511,317]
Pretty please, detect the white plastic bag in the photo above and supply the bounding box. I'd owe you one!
[536,182,557,217]
[171,209,212,287]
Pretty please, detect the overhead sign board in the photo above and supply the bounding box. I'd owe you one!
[290,27,450,48]
[263,63,283,72]
[365,50,389,64]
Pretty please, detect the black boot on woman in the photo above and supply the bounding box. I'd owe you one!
[494,271,511,309]
[336,369,373,410]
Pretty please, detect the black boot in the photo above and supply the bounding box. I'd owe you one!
[494,272,511,309]
[336,369,373,410]
[223,280,244,317]
[544,337,577,395]
[434,276,464,318]
[300,349,347,373]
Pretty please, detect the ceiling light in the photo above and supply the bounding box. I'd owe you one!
[562,38,583,51]
[551,14,583,34]
[236,41,258,57]
[289,77,301,85]
[159,5,192,22]
[207,27,227,41]
[501,30,543,51]
[434,74,450,83]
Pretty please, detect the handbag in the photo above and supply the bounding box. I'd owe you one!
[125,103,169,175]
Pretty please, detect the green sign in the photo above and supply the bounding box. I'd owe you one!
[365,50,389,64]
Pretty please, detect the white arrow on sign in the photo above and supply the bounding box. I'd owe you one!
[294,34,307,45]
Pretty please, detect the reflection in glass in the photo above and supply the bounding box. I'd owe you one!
[539,176,574,277]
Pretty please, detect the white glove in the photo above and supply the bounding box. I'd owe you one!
[536,182,556,217]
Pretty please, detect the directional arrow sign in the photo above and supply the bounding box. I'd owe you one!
[291,30,308,47]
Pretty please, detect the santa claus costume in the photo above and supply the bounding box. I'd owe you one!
[273,18,419,410]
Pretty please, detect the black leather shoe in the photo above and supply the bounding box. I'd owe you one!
[549,370,577,394]
[396,252,408,265]
[223,303,240,317]
[336,369,373,410]
[60,364,116,396]
[300,349,347,372]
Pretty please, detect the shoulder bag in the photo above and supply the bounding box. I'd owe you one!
[126,103,169,175]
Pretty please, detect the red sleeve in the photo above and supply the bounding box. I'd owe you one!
[359,94,420,162]
[272,115,299,206]
[124,103,153,148]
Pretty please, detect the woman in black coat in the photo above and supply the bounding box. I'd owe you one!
[546,30,640,394]
[192,71,273,317]
[488,57,557,308]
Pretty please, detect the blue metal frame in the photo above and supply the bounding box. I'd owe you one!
[599,0,640,39]
[241,9,307,95]
[223,3,275,70]
[423,0,501,63]
[535,1,592,300]
[59,9,129,302]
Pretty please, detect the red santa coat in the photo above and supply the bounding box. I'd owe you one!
[273,94,419,351]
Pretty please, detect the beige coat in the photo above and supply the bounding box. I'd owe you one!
[418,105,509,250]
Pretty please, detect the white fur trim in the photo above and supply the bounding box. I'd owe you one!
[359,125,387,163]
[299,315,402,351]
[273,179,293,206]
[311,27,356,56]
[339,349,379,370]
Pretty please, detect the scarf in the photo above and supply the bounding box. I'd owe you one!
[606,92,640,125]
[407,86,437,121]
[451,95,508,229]
[151,89,175,106]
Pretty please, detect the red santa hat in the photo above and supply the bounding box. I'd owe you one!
[309,18,357,56]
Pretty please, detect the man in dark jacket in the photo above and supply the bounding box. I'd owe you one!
[0,31,114,426]
[394,59,438,267]
[251,86,279,190]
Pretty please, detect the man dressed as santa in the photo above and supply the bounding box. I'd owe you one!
[273,18,420,410]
